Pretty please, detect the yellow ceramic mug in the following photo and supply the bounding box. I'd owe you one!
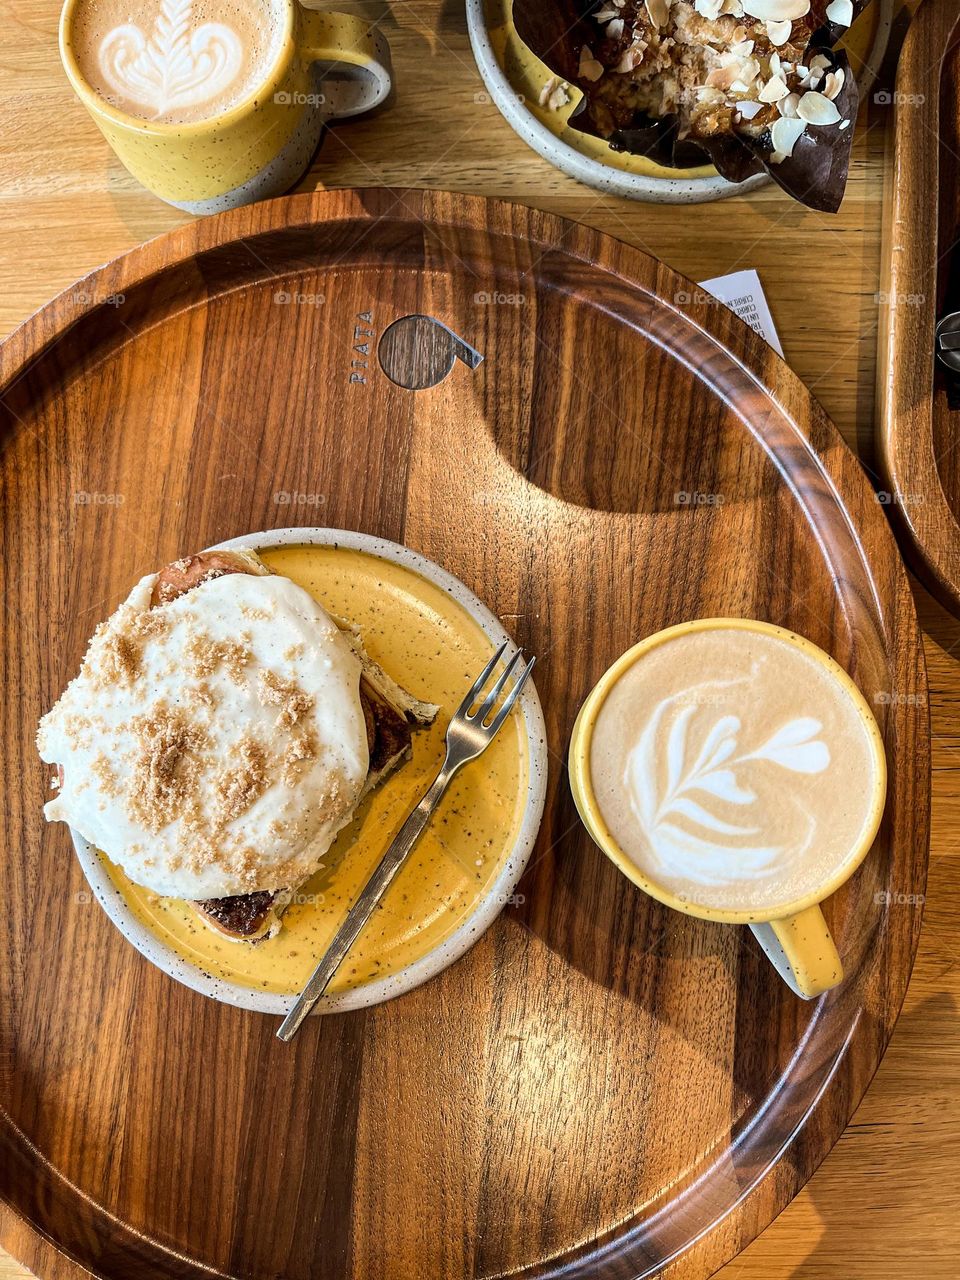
[568,619,888,1000]
[59,1,392,212]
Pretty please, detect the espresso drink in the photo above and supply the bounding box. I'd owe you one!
[71,0,286,124]
[590,627,882,914]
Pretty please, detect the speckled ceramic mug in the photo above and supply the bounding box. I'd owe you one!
[59,0,392,213]
[568,620,888,1000]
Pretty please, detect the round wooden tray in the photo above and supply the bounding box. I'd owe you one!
[0,189,929,1280]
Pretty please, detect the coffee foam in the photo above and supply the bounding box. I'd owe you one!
[589,628,881,915]
[70,0,286,124]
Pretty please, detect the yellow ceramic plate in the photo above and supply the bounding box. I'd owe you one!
[71,529,547,1014]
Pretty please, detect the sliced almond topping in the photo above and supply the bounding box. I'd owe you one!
[778,92,801,117]
[538,75,561,107]
[759,75,789,103]
[796,90,842,125]
[742,0,810,19]
[766,19,793,44]
[825,0,855,25]
[547,81,571,110]
[770,115,806,157]
[823,68,845,101]
[707,64,742,90]
[578,46,605,82]
[616,43,646,73]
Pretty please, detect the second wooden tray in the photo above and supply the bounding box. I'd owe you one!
[0,188,929,1280]
[878,0,960,612]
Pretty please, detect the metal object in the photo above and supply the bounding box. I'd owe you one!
[936,310,960,376]
[276,642,535,1041]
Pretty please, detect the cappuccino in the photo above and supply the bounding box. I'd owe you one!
[70,0,286,124]
[589,626,883,914]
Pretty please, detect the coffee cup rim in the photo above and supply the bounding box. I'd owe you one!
[58,0,298,137]
[567,617,888,926]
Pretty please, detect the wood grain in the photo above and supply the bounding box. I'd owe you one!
[877,0,960,614]
[1,2,958,1279]
[0,188,929,1279]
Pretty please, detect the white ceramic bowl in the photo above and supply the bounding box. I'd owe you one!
[466,0,893,205]
[70,528,548,1015]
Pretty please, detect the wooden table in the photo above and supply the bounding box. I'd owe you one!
[1,1,956,1276]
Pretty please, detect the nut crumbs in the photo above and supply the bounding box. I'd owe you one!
[257,668,314,728]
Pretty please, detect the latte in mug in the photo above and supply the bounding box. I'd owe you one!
[71,0,287,124]
[585,623,885,916]
[60,0,392,212]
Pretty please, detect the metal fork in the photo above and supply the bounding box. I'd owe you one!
[276,642,535,1041]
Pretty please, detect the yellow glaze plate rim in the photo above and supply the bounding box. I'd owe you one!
[68,527,548,1016]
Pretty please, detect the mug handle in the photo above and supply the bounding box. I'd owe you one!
[297,9,392,119]
[749,905,843,1000]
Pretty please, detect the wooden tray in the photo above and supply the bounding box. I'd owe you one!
[0,189,928,1280]
[877,0,960,613]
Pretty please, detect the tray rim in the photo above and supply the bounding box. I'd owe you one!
[877,0,960,615]
[0,187,930,1280]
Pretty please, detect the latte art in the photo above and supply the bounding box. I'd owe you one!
[590,627,882,913]
[71,0,285,124]
[626,689,829,883]
[99,2,243,118]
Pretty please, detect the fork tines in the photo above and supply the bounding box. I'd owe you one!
[458,642,535,732]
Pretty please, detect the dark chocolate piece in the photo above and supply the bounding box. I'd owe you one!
[196,890,278,938]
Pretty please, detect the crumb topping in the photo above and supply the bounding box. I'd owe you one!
[99,630,140,684]
[213,735,269,825]
[185,628,252,681]
[281,728,320,786]
[257,668,314,728]
[187,681,216,709]
[37,566,371,898]
[91,752,121,798]
[242,603,275,621]
[127,703,208,832]
[130,609,172,639]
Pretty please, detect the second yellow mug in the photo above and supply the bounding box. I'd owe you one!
[60,0,392,212]
[568,619,888,1000]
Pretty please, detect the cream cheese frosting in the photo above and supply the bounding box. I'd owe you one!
[37,570,370,899]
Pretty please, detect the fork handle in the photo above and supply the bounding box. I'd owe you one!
[276,763,454,1040]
